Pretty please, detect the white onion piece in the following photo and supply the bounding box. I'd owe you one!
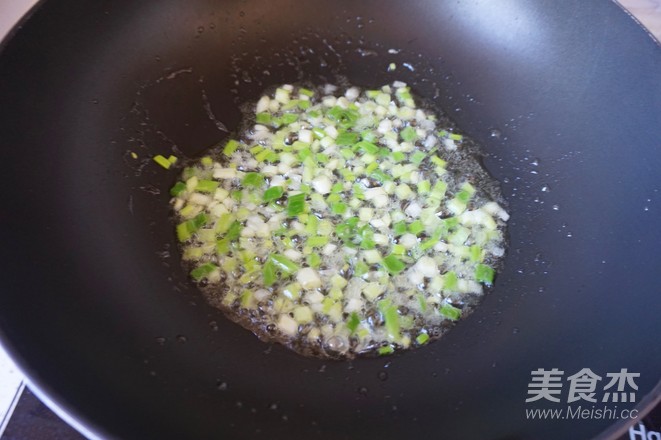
[297,268,322,290]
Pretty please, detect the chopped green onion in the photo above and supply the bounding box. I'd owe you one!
[331,182,344,194]
[330,202,348,215]
[170,182,186,196]
[417,294,427,312]
[242,172,264,188]
[381,254,406,275]
[361,131,377,142]
[196,179,219,193]
[470,245,483,262]
[230,190,243,202]
[408,220,425,235]
[190,263,218,281]
[280,113,298,125]
[255,112,271,124]
[258,149,277,162]
[379,300,401,341]
[443,271,458,291]
[417,180,431,194]
[347,312,360,333]
[365,162,379,174]
[214,213,234,234]
[335,131,360,146]
[298,148,312,162]
[223,139,240,156]
[440,304,461,320]
[475,264,495,285]
[326,193,341,204]
[240,290,255,308]
[153,155,172,169]
[225,221,242,241]
[270,254,299,274]
[377,147,391,158]
[353,141,379,155]
[305,215,318,235]
[176,213,208,241]
[263,260,277,287]
[216,237,231,255]
[393,221,407,236]
[456,190,471,204]
[430,156,446,168]
[328,106,359,128]
[307,236,329,247]
[370,169,390,183]
[410,150,426,164]
[378,345,394,355]
[419,227,445,251]
[443,216,459,229]
[400,126,417,142]
[358,225,376,250]
[286,193,307,216]
[354,260,369,277]
[263,186,284,202]
[307,253,321,268]
[171,82,509,359]
[340,148,355,160]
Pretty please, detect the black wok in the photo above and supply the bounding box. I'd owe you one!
[1,0,660,439]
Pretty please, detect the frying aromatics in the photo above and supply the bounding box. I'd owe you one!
[171,82,509,358]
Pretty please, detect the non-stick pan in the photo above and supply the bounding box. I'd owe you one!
[1,0,660,439]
